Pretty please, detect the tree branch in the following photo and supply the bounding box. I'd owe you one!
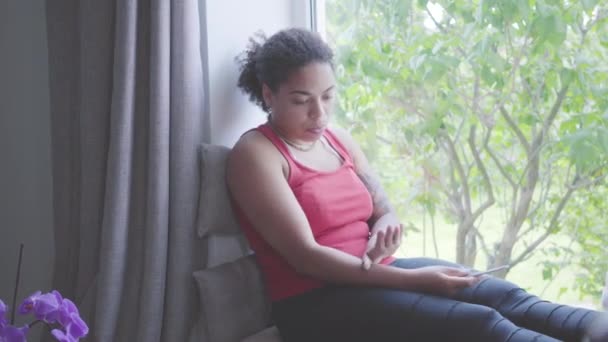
[521,76,539,114]
[514,80,569,192]
[424,4,468,56]
[516,164,553,241]
[485,145,516,188]
[375,134,393,146]
[540,82,571,143]
[441,132,471,213]
[568,171,608,190]
[512,81,570,192]
[425,5,446,33]
[517,165,608,263]
[499,105,530,152]
[468,125,495,220]
[580,8,608,38]
[510,185,575,268]
[437,140,465,220]
[473,228,493,261]
[487,24,530,121]
[473,75,480,116]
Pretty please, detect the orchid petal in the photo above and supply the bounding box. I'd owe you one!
[0,324,29,342]
[66,313,89,338]
[0,299,7,327]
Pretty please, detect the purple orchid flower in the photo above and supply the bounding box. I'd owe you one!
[17,291,39,315]
[2,291,88,342]
[0,299,28,342]
[0,324,29,342]
[0,299,7,327]
[57,299,88,339]
[50,329,76,342]
[56,298,76,327]
[18,291,62,324]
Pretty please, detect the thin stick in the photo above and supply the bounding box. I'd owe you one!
[11,243,24,324]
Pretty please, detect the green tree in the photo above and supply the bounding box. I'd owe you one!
[326,0,608,300]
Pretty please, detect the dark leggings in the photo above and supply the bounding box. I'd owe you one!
[272,258,600,342]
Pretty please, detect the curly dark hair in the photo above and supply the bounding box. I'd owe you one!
[236,28,334,113]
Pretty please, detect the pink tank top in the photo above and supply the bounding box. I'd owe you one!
[235,123,395,301]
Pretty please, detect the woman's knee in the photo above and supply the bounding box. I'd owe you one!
[448,303,517,340]
[457,276,524,306]
[451,303,502,324]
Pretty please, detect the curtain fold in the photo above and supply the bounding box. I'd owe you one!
[164,0,206,339]
[46,0,206,340]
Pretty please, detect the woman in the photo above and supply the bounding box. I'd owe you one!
[227,28,604,342]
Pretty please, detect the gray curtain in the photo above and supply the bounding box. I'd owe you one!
[46,0,206,340]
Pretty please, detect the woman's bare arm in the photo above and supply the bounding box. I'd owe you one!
[227,132,416,288]
[330,127,399,229]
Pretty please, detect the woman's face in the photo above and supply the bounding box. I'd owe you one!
[263,62,336,143]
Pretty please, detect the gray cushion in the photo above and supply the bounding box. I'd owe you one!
[205,233,252,268]
[193,255,272,342]
[196,143,241,237]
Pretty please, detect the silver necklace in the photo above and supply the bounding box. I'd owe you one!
[268,122,318,152]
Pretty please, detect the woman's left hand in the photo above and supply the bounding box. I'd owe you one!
[363,214,402,270]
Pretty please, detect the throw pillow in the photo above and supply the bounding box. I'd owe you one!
[193,255,272,342]
[196,143,241,237]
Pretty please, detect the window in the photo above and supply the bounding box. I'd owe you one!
[316,0,608,307]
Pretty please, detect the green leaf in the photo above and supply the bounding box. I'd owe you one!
[558,287,569,299]
[421,112,445,136]
[515,0,531,21]
[486,51,508,72]
[559,119,579,134]
[417,0,428,8]
[519,114,541,126]
[409,54,427,71]
[381,42,392,54]
[567,130,601,173]
[480,65,494,85]
[581,0,598,13]
[531,7,567,48]
[598,128,608,154]
[498,1,518,23]
[600,34,608,49]
[560,68,576,86]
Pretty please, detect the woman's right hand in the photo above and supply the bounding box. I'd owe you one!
[411,266,478,297]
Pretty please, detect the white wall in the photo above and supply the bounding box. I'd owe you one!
[202,0,312,146]
[0,0,54,337]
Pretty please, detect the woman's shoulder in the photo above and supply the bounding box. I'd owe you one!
[227,130,290,194]
[233,129,266,149]
[229,129,286,174]
[231,130,275,159]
